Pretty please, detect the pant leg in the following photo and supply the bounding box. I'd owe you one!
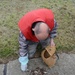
[27,41,38,58]
[40,37,51,49]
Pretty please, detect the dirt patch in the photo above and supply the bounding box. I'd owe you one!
[29,67,47,75]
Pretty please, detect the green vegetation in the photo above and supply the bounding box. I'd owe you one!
[0,0,75,63]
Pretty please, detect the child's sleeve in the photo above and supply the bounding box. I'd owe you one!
[18,31,29,65]
[19,31,28,57]
[50,20,58,38]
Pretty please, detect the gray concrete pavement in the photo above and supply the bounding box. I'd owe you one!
[0,64,4,75]
[0,53,75,75]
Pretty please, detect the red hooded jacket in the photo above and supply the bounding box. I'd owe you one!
[18,8,54,42]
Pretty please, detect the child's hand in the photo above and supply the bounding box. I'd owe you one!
[19,55,29,72]
[50,38,55,46]
[21,64,28,71]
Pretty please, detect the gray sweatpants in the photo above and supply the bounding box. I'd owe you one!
[27,38,50,58]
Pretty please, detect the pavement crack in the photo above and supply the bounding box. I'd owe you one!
[3,64,7,75]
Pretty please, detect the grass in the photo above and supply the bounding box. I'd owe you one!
[0,0,75,63]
